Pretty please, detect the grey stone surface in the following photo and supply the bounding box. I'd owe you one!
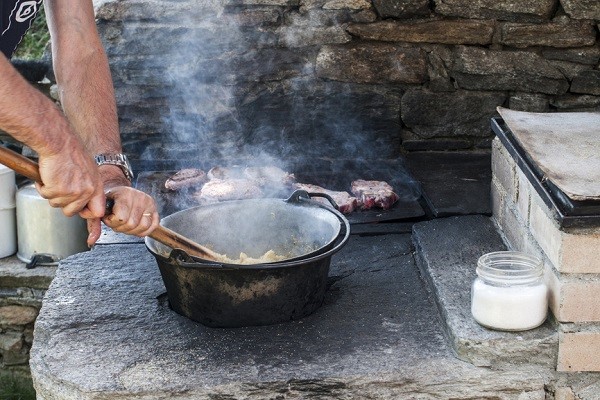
[31,236,553,399]
[91,0,600,160]
[508,93,549,112]
[346,19,495,45]
[0,256,55,290]
[371,0,429,18]
[499,19,597,48]
[400,89,506,139]
[316,43,428,84]
[571,70,600,95]
[452,46,569,95]
[550,94,600,110]
[412,215,559,368]
[435,0,556,22]
[560,0,600,20]
[542,45,600,65]
[95,224,144,245]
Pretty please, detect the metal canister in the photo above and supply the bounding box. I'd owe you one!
[0,163,17,258]
[16,184,88,265]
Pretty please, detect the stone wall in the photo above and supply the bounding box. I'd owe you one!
[0,258,54,377]
[93,0,599,171]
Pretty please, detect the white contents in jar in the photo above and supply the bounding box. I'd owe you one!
[471,251,548,332]
[471,279,548,331]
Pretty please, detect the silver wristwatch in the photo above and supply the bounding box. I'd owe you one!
[94,153,134,182]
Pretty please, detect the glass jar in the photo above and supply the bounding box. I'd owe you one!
[471,251,548,331]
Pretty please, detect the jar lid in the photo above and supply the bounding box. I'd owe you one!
[477,251,543,286]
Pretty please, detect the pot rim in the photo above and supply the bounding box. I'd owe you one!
[145,193,351,269]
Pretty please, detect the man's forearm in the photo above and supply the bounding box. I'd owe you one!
[45,0,120,154]
[0,54,79,156]
[45,0,127,185]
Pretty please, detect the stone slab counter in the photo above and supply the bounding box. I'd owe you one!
[30,236,551,399]
[412,215,558,368]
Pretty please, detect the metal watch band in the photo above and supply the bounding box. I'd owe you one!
[94,153,134,182]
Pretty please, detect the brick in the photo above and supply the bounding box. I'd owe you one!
[491,138,517,202]
[530,190,600,274]
[545,263,600,322]
[493,179,544,261]
[558,330,600,372]
[500,200,527,251]
[491,177,505,225]
[515,168,532,224]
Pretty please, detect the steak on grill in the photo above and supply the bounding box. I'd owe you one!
[164,168,207,191]
[207,166,245,181]
[194,178,263,203]
[292,183,358,214]
[243,166,296,187]
[351,179,399,210]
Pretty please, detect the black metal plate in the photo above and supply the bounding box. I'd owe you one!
[404,151,492,218]
[135,159,425,224]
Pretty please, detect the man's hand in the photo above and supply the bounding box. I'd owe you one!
[36,137,106,219]
[97,186,159,244]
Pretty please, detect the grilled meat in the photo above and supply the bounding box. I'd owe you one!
[195,178,263,203]
[292,183,358,214]
[207,166,244,181]
[351,179,399,210]
[243,166,296,187]
[164,168,207,191]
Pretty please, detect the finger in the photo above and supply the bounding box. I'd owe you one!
[86,218,102,247]
[85,190,107,219]
[103,201,131,231]
[138,212,160,237]
[60,198,90,217]
[126,211,157,236]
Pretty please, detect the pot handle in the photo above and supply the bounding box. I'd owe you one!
[286,190,340,210]
[167,249,225,268]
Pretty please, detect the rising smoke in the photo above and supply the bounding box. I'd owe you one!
[131,0,419,200]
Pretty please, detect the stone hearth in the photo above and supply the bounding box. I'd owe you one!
[30,231,551,399]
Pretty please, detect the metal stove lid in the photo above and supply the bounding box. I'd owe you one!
[497,107,600,201]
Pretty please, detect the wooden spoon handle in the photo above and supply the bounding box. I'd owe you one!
[0,145,219,261]
[0,146,41,181]
[149,226,221,261]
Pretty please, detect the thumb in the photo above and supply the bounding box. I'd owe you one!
[86,218,102,247]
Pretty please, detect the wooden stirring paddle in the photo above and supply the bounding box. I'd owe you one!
[0,146,220,261]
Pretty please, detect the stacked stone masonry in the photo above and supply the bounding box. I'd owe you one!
[1,0,599,163]
[0,259,54,377]
[491,137,600,372]
[5,0,595,168]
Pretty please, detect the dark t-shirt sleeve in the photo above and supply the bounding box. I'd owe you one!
[1,0,43,59]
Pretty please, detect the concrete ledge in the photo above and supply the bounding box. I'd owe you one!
[412,215,558,368]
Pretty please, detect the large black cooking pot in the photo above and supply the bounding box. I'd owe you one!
[145,190,350,328]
